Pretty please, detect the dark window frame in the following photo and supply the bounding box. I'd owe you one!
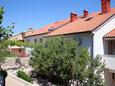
[34,39,37,43]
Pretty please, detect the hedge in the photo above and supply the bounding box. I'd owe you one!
[17,70,32,83]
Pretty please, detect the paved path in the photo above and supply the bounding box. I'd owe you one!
[6,74,25,86]
[3,57,39,86]
[6,72,39,86]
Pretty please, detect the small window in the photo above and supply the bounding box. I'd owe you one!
[34,39,37,43]
[112,73,115,80]
[40,38,43,42]
[19,49,22,52]
[85,17,94,21]
[27,39,29,42]
[76,37,82,45]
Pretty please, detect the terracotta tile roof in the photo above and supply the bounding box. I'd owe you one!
[104,29,115,38]
[25,19,70,37]
[25,30,35,37]
[48,8,115,36]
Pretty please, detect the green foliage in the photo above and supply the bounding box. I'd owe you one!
[0,6,14,41]
[5,40,27,47]
[0,7,4,24]
[86,55,105,86]
[17,70,32,83]
[0,6,14,64]
[30,36,105,85]
[0,48,12,63]
[0,40,16,63]
[30,37,74,84]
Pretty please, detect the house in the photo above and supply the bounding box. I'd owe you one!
[25,0,115,85]
[9,32,25,41]
[46,0,115,85]
[25,19,70,43]
[9,28,34,57]
[11,0,115,85]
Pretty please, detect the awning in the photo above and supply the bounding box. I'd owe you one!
[104,29,115,40]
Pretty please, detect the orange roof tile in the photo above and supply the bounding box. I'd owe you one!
[48,8,115,36]
[25,30,35,37]
[25,19,70,37]
[104,29,115,38]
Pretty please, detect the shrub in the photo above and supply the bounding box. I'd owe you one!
[30,36,105,86]
[17,70,32,83]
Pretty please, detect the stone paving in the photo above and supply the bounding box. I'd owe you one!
[2,57,51,86]
[3,57,35,86]
[6,74,24,86]
[6,72,39,86]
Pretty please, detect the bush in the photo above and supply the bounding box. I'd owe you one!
[29,37,105,86]
[17,70,32,83]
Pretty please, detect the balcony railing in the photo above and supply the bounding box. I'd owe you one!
[103,55,115,70]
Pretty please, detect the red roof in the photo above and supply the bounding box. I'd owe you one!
[104,29,115,38]
[25,30,35,37]
[25,19,70,37]
[48,8,115,36]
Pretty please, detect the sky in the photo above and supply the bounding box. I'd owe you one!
[0,0,115,34]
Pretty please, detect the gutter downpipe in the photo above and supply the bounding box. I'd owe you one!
[92,32,94,58]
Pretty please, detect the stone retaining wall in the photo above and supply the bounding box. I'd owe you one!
[6,72,39,86]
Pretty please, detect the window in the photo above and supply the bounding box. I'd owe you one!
[112,41,115,55]
[34,39,37,43]
[40,38,43,42]
[76,37,82,45]
[19,49,22,52]
[109,40,115,55]
[27,39,29,42]
[112,73,115,80]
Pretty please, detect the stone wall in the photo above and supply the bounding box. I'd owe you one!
[6,73,38,86]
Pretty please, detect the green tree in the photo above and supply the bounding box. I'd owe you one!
[85,55,105,86]
[0,6,14,66]
[30,36,105,86]
[0,7,14,40]
[6,40,28,47]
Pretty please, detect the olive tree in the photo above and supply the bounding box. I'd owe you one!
[29,36,105,86]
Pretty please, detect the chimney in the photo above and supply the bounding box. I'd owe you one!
[101,0,111,13]
[84,10,89,18]
[70,12,77,22]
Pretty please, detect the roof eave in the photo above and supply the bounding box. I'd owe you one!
[47,31,92,37]
[92,14,115,33]
[25,32,47,38]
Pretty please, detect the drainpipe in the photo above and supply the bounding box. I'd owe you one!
[92,33,94,58]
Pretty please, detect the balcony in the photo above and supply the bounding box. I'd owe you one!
[103,55,115,71]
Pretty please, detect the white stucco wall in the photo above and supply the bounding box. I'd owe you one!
[10,34,23,41]
[93,15,115,57]
[25,34,46,43]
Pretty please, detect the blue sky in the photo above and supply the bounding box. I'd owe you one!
[0,0,115,34]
